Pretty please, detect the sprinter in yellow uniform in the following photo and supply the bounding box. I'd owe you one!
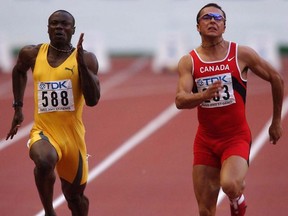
[30,43,88,184]
[6,10,100,216]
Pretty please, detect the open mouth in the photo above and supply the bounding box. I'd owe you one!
[55,31,65,37]
[56,33,63,35]
[208,26,217,31]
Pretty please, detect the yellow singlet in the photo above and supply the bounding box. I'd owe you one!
[28,43,88,185]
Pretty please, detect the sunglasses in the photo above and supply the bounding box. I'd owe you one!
[199,13,226,22]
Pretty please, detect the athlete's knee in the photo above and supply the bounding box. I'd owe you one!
[66,194,89,207]
[221,178,245,199]
[34,156,56,174]
[65,194,89,216]
[30,149,57,173]
[31,154,57,179]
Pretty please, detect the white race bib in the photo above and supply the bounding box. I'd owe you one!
[195,73,236,108]
[37,79,75,113]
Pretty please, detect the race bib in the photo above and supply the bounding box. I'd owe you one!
[195,73,236,108]
[37,79,75,113]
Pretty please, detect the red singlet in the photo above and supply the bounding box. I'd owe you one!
[190,42,251,168]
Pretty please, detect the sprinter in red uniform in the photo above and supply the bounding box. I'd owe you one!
[175,3,284,216]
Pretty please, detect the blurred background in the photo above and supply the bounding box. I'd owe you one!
[0,0,288,74]
[1,1,288,215]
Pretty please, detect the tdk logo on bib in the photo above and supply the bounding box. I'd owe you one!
[37,79,74,113]
[196,74,228,87]
[38,81,68,90]
[195,72,236,108]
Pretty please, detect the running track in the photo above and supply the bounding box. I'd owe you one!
[0,57,287,216]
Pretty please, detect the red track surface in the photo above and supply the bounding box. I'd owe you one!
[0,57,287,216]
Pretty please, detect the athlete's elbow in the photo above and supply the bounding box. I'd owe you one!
[86,95,100,107]
[175,95,198,109]
[86,100,98,107]
[275,73,284,88]
[175,96,186,109]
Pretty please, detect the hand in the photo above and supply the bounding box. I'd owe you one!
[6,110,24,140]
[77,33,84,58]
[76,33,86,67]
[202,80,223,101]
[268,122,282,145]
[77,33,84,50]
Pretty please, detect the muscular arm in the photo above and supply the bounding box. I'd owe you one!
[238,46,284,144]
[6,45,38,139]
[175,54,222,109]
[77,33,100,107]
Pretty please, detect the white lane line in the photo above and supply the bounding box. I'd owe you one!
[36,95,288,215]
[100,57,148,95]
[35,104,180,216]
[217,96,288,205]
[0,58,148,151]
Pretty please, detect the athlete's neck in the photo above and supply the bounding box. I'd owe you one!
[201,39,224,49]
[49,43,73,53]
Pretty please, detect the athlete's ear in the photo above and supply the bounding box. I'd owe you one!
[197,24,201,35]
[72,26,76,35]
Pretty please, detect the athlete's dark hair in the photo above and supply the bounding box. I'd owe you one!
[48,10,75,26]
[196,3,226,24]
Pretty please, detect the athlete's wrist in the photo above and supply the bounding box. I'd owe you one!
[12,101,23,109]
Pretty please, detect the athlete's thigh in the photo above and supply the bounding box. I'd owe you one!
[29,139,58,165]
[220,155,248,185]
[193,165,221,207]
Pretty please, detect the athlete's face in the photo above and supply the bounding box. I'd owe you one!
[197,7,226,37]
[48,11,75,45]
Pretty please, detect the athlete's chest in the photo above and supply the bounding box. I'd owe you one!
[47,52,71,67]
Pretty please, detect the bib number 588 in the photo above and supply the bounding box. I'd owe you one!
[42,91,69,107]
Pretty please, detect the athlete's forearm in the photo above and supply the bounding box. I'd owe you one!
[270,73,284,124]
[175,91,205,109]
[12,66,28,106]
[176,81,222,109]
[78,64,100,106]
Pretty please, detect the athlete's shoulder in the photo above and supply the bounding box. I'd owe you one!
[19,44,43,58]
[237,44,257,56]
[14,43,45,70]
[178,54,193,69]
[237,44,260,65]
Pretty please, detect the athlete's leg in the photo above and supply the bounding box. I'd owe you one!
[61,178,89,216]
[29,140,58,216]
[193,165,221,216]
[221,156,248,215]
[220,156,248,199]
